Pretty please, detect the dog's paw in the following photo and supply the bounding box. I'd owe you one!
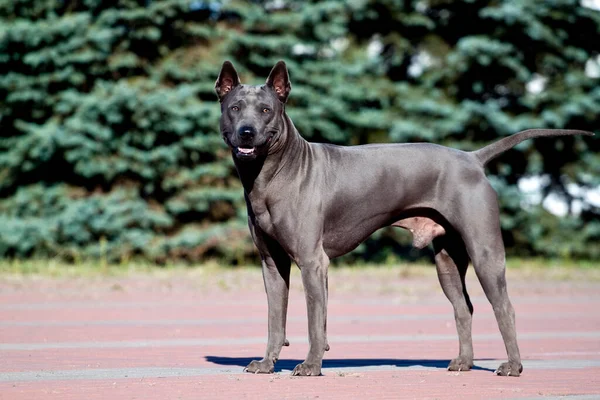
[291,362,321,376]
[244,359,274,374]
[494,361,523,377]
[447,357,473,372]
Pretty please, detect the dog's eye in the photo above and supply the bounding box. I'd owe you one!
[231,106,239,111]
[262,108,270,113]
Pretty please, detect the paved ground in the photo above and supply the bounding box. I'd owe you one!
[1,265,600,399]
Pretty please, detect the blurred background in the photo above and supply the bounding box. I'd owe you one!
[0,0,598,266]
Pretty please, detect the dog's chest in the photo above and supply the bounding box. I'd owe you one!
[248,198,275,235]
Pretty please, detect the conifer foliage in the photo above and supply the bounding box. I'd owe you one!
[0,0,598,262]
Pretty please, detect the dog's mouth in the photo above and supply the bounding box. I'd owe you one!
[235,146,256,157]
[232,133,277,159]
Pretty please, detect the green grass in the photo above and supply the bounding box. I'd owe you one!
[0,257,597,279]
[505,257,599,270]
[0,258,194,277]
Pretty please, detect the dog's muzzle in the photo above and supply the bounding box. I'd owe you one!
[234,126,258,158]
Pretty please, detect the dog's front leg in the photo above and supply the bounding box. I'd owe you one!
[292,251,329,376]
[245,230,291,374]
[245,254,291,374]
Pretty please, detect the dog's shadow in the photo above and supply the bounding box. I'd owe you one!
[205,356,495,372]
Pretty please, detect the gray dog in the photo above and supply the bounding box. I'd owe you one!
[215,60,593,377]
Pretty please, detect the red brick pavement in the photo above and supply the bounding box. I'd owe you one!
[1,267,600,399]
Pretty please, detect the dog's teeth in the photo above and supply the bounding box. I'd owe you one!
[238,147,255,154]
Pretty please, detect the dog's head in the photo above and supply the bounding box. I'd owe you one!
[215,61,291,161]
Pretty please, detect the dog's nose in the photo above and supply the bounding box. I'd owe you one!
[238,126,256,139]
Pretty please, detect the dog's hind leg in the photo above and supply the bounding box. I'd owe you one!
[458,188,522,377]
[433,233,474,372]
[471,248,522,376]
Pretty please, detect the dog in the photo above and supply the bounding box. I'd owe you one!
[215,60,593,377]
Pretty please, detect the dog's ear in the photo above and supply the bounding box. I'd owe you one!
[215,61,241,102]
[266,61,291,103]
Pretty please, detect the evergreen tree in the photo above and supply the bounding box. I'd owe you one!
[0,0,598,263]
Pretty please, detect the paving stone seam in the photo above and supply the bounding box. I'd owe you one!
[2,360,600,383]
[1,331,599,351]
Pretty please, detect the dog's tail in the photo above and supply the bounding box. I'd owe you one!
[473,129,594,166]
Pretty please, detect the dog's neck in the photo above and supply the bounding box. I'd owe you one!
[234,112,307,196]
